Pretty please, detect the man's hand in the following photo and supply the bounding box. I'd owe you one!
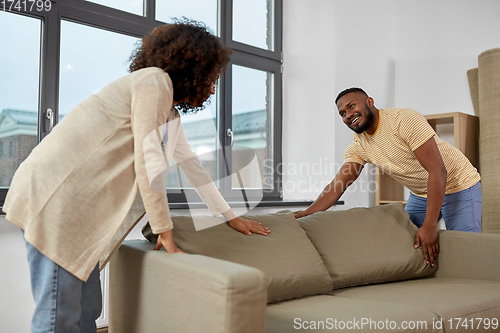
[294,210,312,218]
[414,225,439,266]
[153,230,187,254]
[412,136,445,267]
[228,217,270,236]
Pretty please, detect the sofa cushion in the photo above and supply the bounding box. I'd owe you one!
[267,294,442,333]
[170,211,333,303]
[297,203,436,289]
[328,277,500,332]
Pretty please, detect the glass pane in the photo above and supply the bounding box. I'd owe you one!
[233,0,274,50]
[0,12,41,188]
[85,0,143,16]
[231,65,273,189]
[59,21,138,116]
[156,0,218,36]
[166,92,219,189]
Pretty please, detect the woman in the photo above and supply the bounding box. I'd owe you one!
[3,19,269,332]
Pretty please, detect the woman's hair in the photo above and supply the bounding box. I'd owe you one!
[129,18,231,114]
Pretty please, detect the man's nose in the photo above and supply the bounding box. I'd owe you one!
[345,109,354,121]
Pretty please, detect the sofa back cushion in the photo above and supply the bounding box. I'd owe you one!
[171,211,333,303]
[297,203,437,289]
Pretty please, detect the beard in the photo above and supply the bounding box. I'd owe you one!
[350,105,374,134]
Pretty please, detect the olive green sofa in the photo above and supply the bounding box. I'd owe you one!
[109,203,500,333]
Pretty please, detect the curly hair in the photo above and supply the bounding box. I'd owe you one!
[129,18,231,114]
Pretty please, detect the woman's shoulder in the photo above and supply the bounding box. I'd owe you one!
[129,67,173,90]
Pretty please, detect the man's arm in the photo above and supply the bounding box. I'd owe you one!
[294,162,363,218]
[412,136,447,266]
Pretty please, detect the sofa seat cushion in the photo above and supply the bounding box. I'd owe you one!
[170,211,333,303]
[267,294,443,332]
[297,203,436,289]
[328,277,500,332]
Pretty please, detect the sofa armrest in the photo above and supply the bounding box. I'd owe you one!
[434,230,500,281]
[109,240,267,333]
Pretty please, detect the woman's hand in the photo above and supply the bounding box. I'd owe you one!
[153,230,187,254]
[228,217,270,236]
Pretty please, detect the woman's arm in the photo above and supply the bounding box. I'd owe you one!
[171,120,269,235]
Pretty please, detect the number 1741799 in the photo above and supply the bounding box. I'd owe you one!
[2,0,52,12]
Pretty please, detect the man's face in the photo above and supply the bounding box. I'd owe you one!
[337,92,374,134]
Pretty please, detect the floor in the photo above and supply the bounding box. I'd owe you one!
[97,327,108,333]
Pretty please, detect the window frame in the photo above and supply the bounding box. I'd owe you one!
[220,52,283,202]
[0,0,283,207]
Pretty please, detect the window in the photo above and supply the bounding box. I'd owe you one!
[0,0,283,206]
[231,65,274,190]
[9,140,14,157]
[0,11,41,189]
[59,20,138,116]
[232,0,274,50]
[84,0,143,16]
[156,0,218,35]
[166,91,219,189]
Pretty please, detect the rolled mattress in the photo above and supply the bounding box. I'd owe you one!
[478,48,500,234]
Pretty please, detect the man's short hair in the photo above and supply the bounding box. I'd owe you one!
[335,87,368,105]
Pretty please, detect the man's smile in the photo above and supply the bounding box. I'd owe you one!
[349,115,361,126]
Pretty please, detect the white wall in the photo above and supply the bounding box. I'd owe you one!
[332,0,396,208]
[394,0,500,115]
[283,0,397,208]
[282,0,338,202]
[283,0,500,207]
[282,0,398,209]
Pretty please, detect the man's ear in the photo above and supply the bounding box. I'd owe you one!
[366,97,374,107]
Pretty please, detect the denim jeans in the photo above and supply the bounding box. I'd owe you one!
[404,182,482,232]
[25,239,102,333]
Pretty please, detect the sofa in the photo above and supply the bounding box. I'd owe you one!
[108,203,500,332]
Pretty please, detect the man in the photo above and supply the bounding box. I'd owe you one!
[295,87,481,267]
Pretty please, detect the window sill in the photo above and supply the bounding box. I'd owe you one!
[0,201,345,214]
[169,200,344,210]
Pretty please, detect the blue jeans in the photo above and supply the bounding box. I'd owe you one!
[404,182,482,232]
[25,239,102,333]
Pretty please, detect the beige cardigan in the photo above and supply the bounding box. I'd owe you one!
[3,67,230,281]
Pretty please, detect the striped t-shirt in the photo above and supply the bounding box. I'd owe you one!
[343,108,480,197]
